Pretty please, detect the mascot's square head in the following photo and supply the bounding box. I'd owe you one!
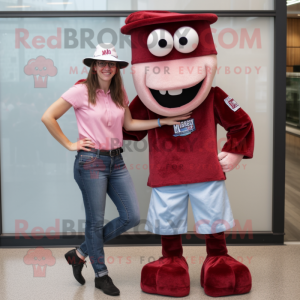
[121,11,219,116]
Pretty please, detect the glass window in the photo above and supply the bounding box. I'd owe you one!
[0,16,274,235]
[286,73,300,128]
[0,0,275,12]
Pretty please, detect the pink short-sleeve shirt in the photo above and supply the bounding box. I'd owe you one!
[61,83,129,150]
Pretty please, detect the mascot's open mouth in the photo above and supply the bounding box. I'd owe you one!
[148,78,204,108]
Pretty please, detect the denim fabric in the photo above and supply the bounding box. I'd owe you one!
[73,149,140,277]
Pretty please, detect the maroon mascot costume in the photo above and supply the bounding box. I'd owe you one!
[120,11,254,297]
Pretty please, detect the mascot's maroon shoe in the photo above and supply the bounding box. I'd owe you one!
[201,232,252,297]
[141,235,190,297]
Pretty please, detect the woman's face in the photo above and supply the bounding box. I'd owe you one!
[93,60,117,82]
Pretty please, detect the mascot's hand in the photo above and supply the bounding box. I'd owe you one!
[218,152,243,172]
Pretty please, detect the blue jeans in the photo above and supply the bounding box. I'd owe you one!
[73,149,140,277]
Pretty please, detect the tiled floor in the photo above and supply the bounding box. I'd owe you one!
[0,243,299,300]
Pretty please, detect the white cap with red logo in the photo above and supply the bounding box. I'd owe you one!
[83,43,129,69]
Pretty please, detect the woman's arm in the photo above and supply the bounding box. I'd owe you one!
[123,106,192,131]
[41,97,95,151]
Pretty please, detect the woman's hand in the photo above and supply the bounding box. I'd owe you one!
[67,138,95,151]
[160,112,192,126]
[123,106,193,131]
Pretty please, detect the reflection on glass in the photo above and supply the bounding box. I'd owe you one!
[286,72,300,128]
[0,0,274,12]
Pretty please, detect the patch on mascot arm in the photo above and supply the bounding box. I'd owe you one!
[224,96,240,112]
[173,118,195,137]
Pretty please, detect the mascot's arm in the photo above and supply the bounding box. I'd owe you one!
[122,95,149,141]
[74,79,86,85]
[214,86,255,172]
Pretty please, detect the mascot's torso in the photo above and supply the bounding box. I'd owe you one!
[125,84,253,187]
[132,86,223,187]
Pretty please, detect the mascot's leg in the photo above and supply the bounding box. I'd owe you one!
[201,231,252,297]
[141,234,190,297]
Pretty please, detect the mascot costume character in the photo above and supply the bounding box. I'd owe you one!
[121,11,254,298]
[74,11,254,298]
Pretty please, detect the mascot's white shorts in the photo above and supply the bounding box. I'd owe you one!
[144,180,236,235]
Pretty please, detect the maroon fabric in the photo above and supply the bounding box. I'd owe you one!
[201,232,252,297]
[126,20,217,64]
[161,235,183,257]
[122,86,255,187]
[205,232,228,256]
[121,11,218,34]
[141,235,190,297]
[74,79,86,85]
[214,87,255,156]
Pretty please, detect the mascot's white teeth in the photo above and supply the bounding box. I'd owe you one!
[159,89,183,96]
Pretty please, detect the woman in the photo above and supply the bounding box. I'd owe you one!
[41,43,191,296]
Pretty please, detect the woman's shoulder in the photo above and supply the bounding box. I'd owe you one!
[61,81,88,109]
[70,81,88,96]
[74,81,88,90]
[75,79,86,85]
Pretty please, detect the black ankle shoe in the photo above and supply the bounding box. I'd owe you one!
[64,247,87,285]
[95,275,120,296]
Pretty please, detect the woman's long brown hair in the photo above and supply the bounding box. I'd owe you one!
[79,60,126,109]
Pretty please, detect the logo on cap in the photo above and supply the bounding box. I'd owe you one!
[102,49,112,55]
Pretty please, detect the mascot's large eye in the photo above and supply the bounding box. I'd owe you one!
[147,29,173,57]
[174,27,199,53]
